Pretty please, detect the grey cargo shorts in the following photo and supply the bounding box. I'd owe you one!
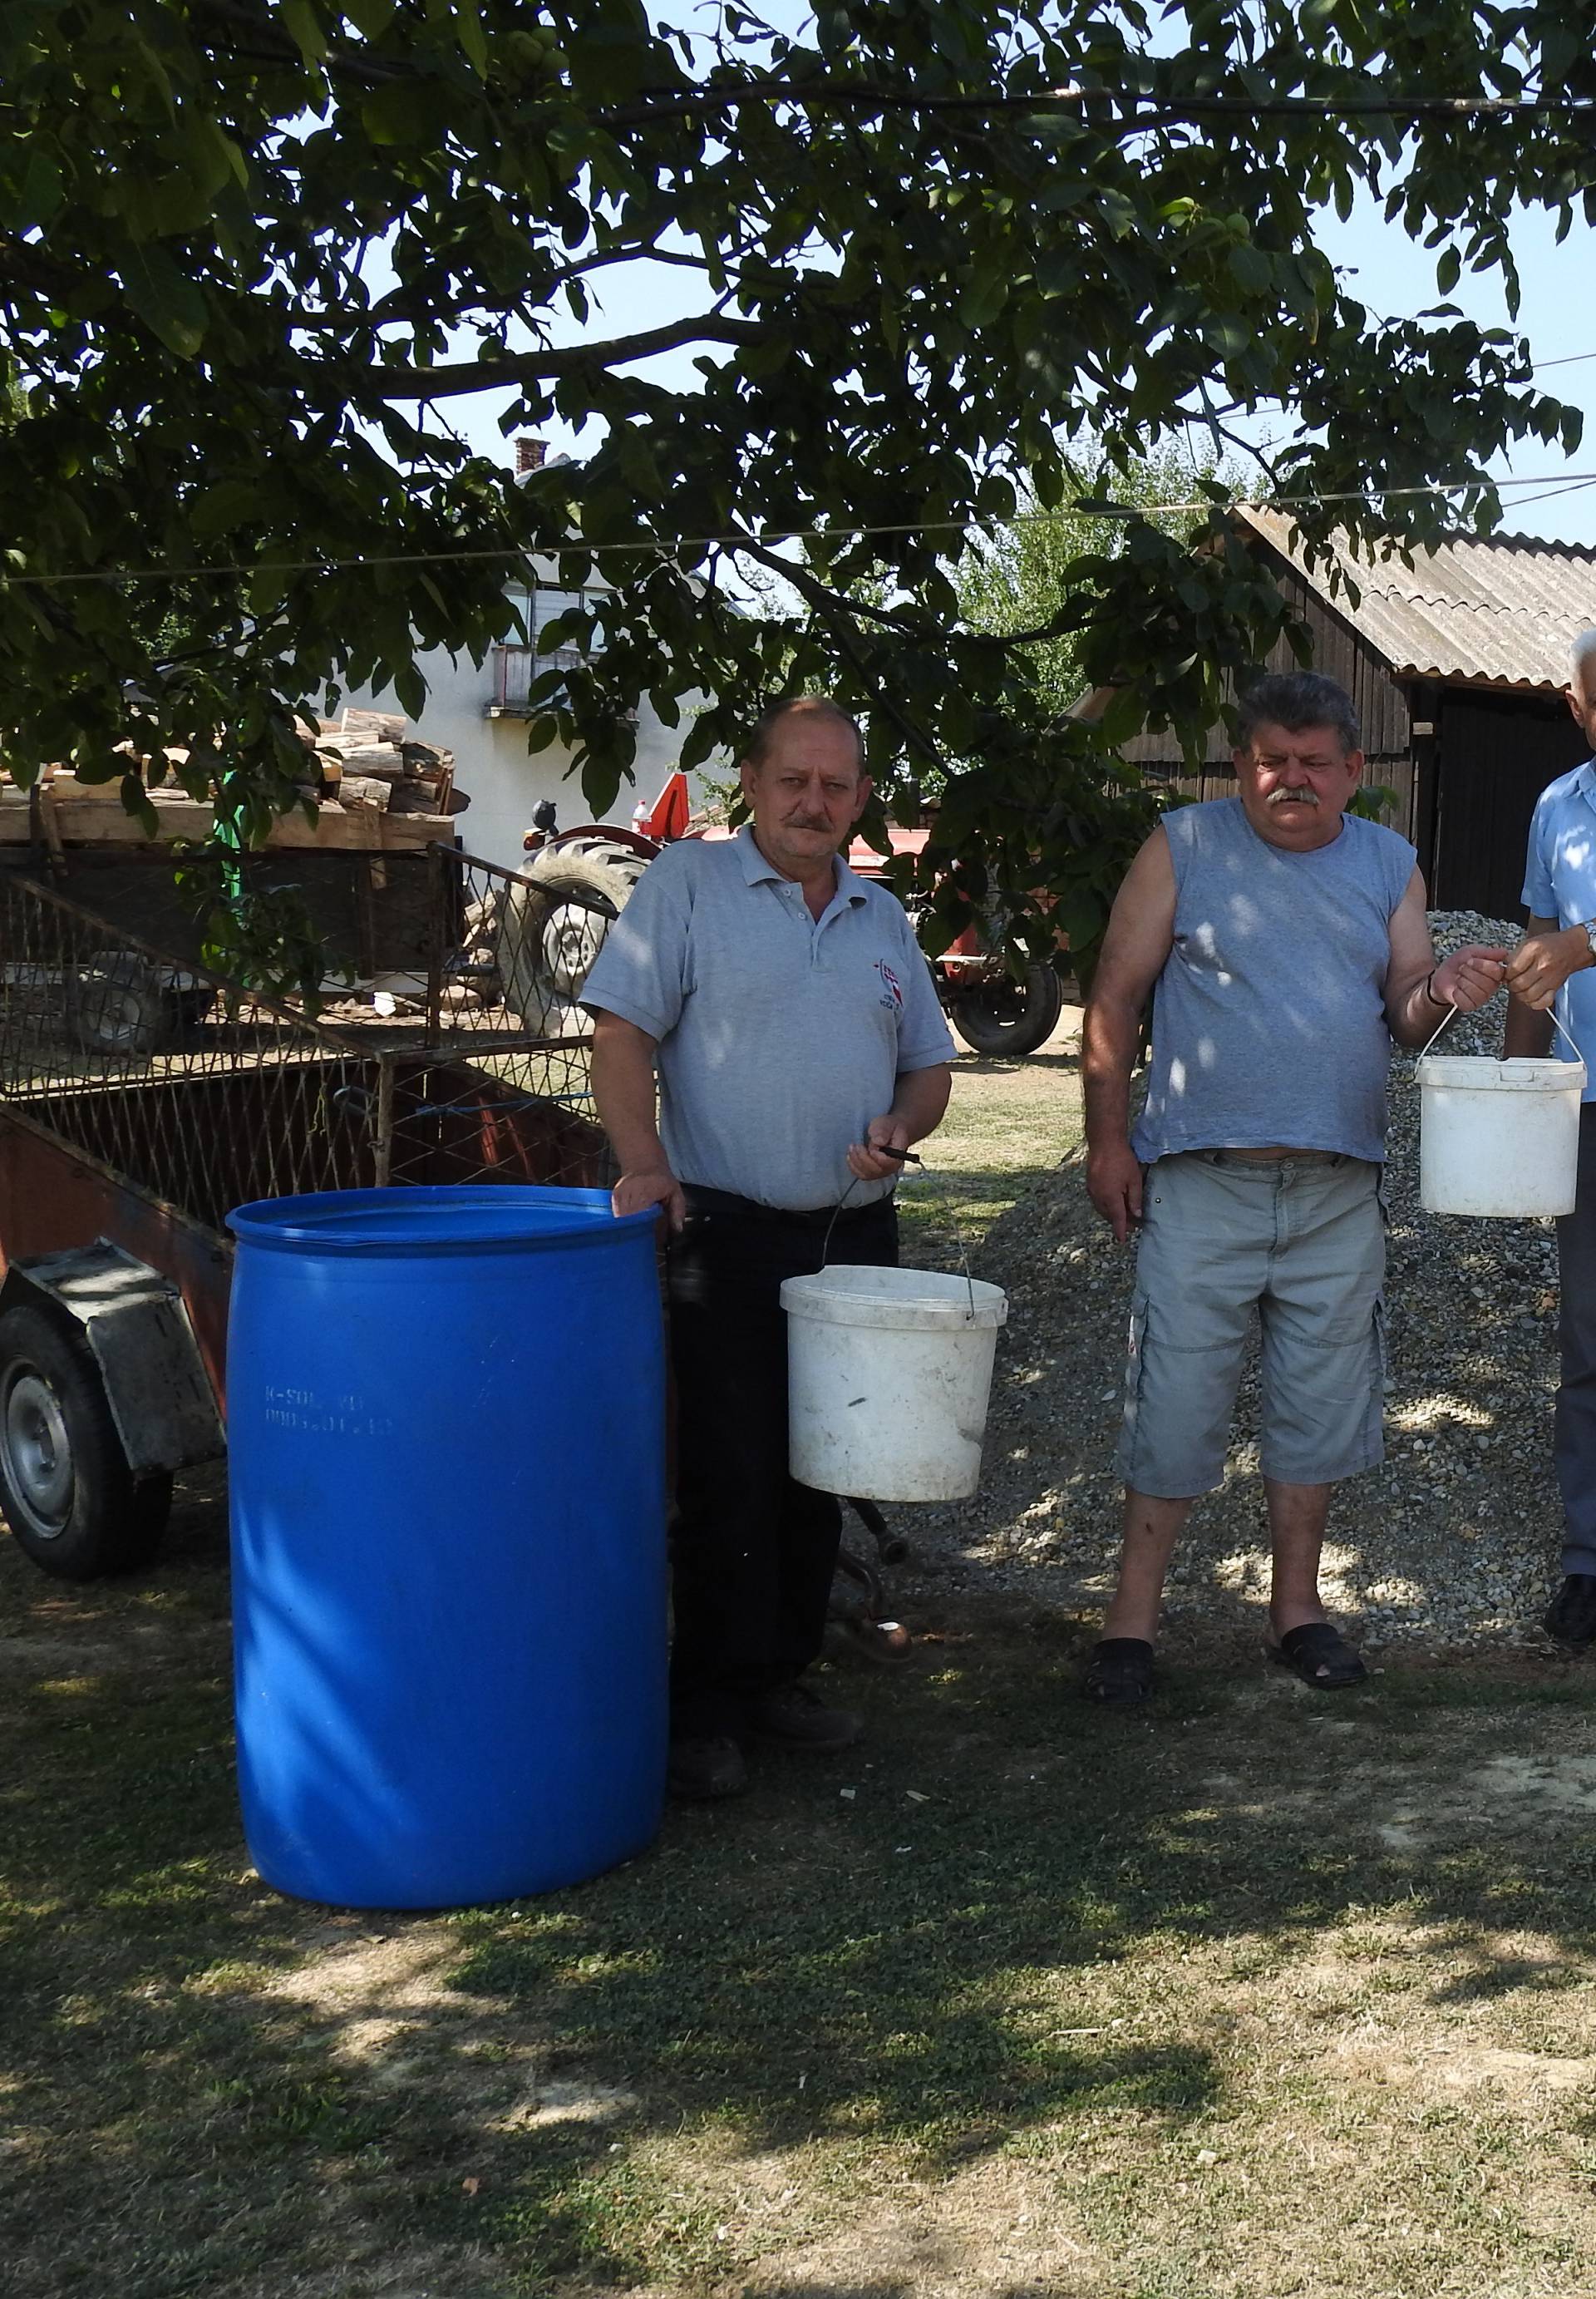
[1116,1150,1387,1499]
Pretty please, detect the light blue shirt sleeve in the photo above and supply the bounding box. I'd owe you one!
[1523,790,1556,917]
[579,851,692,1040]
[892,910,958,1071]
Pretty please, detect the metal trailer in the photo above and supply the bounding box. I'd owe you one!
[0,851,612,1581]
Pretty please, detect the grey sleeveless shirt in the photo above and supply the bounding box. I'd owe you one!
[1131,797,1417,1166]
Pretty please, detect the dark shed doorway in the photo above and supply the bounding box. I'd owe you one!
[1431,689,1590,919]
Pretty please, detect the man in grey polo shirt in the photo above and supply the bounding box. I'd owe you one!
[583,697,955,1799]
[1504,627,1596,1647]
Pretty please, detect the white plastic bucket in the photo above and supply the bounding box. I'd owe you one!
[780,1264,1009,1502]
[1416,1054,1587,1216]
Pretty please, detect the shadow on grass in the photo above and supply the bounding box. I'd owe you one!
[9,1531,1596,2298]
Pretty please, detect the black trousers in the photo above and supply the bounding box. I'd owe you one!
[667,1186,899,1736]
[1558,1105,1596,1576]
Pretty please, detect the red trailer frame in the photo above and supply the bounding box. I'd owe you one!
[0,855,610,1578]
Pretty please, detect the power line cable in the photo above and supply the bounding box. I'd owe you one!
[1482,474,1596,511]
[3,471,1596,592]
[599,80,1596,126]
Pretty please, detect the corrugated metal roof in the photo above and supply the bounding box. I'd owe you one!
[1238,507,1596,689]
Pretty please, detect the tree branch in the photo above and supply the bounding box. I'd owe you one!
[193,0,405,86]
[729,535,926,633]
[0,233,87,299]
[343,311,762,398]
[287,245,728,336]
[726,533,948,769]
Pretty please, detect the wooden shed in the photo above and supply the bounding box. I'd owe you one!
[1113,509,1596,920]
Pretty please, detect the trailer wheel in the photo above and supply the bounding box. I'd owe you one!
[950,964,1065,1058]
[63,953,207,1058]
[0,1307,172,1580]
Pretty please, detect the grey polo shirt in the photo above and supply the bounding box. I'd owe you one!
[581,826,955,1210]
[1523,758,1596,1103]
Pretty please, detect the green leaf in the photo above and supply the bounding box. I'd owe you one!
[1436,245,1461,294]
[121,244,209,358]
[1228,243,1271,295]
[279,0,328,64]
[11,141,63,231]
[0,0,1572,999]
[393,660,427,719]
[453,0,488,74]
[361,82,439,146]
[192,481,265,538]
[1096,685,1147,747]
[121,772,159,837]
[248,563,289,618]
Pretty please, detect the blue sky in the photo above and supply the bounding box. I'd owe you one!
[1318,197,1596,545]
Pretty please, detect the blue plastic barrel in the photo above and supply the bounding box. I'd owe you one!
[224,1186,667,1909]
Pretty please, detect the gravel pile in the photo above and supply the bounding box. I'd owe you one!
[900,913,1569,1655]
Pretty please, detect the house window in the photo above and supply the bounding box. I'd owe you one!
[488,589,594,717]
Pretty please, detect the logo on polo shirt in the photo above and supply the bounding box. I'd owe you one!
[874,958,904,1013]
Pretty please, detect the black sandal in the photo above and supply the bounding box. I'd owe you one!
[1084,1637,1156,1705]
[1268,1621,1367,1690]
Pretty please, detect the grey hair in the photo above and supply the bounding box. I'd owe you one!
[1572,629,1596,681]
[743,694,865,772]
[1234,671,1361,756]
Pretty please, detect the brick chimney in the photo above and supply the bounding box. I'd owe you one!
[515,437,546,475]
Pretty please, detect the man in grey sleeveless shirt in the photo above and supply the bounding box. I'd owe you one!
[1081,672,1507,1702]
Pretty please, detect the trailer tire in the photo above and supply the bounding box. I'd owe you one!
[0,1306,172,1580]
[950,964,1065,1058]
[63,953,208,1057]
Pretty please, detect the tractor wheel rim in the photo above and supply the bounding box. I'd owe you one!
[1,1368,74,1537]
[542,909,608,996]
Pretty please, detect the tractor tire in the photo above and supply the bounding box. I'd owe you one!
[950,964,1065,1058]
[0,1305,172,1580]
[498,840,652,1029]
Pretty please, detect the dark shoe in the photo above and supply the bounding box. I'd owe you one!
[667,1734,749,1801]
[1544,1575,1596,1649]
[1268,1621,1367,1690]
[749,1682,862,1749]
[1083,1637,1155,1705]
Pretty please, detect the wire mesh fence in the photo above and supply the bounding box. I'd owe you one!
[0,851,618,1241]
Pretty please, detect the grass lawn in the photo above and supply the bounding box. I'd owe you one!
[7,1043,1596,2299]
[894,1028,1084,1263]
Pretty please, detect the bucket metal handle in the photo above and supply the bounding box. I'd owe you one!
[820,1159,981,1321]
[1416,989,1583,1068]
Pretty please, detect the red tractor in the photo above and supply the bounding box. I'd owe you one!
[513,774,1068,1058]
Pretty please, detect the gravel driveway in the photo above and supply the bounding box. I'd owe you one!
[901,913,1571,1657]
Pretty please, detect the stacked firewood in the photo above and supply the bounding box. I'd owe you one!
[308,710,466,816]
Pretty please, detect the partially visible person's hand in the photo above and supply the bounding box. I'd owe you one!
[1431,943,1510,1014]
[847,1113,911,1184]
[1087,1139,1145,1244]
[1504,925,1593,1012]
[612,1167,687,1231]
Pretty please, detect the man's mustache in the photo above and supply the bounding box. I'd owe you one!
[1267,785,1321,806]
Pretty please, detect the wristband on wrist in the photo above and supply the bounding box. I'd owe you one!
[1422,968,1449,1009]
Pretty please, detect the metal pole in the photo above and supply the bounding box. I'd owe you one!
[373,1052,395,1187]
[425,842,445,1040]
